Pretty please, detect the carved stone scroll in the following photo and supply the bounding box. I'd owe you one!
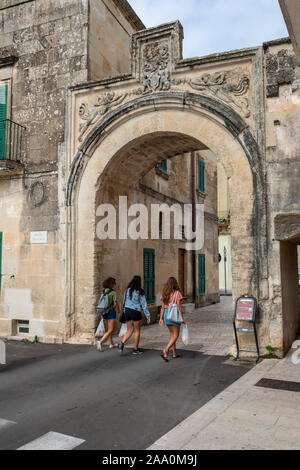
[78,92,127,141]
[173,71,251,118]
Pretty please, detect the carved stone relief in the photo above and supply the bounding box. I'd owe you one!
[78,92,127,142]
[172,70,251,118]
[77,69,251,141]
[141,41,171,93]
[27,181,46,208]
[78,69,251,141]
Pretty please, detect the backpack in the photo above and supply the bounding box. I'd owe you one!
[97,289,113,316]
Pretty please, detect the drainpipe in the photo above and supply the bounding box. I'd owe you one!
[191,151,197,303]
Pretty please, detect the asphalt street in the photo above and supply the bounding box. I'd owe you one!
[0,341,252,450]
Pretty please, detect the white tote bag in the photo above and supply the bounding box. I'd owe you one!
[95,318,105,337]
[119,323,128,338]
[181,324,189,345]
[167,291,183,324]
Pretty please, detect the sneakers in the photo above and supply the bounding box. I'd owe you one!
[118,342,124,355]
[109,344,118,349]
[96,341,102,352]
[132,349,143,355]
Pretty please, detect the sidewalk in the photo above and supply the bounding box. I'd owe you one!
[148,353,300,450]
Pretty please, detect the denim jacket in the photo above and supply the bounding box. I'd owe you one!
[124,289,150,319]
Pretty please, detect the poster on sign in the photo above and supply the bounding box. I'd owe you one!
[235,298,255,321]
[233,295,260,362]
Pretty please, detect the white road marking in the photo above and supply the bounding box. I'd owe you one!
[17,432,85,450]
[0,418,16,431]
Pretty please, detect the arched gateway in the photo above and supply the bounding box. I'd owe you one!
[62,21,294,355]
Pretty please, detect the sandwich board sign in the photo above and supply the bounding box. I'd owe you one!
[233,295,260,362]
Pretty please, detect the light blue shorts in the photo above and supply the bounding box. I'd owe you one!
[164,308,181,327]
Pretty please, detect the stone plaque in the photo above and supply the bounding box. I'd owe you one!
[30,231,47,244]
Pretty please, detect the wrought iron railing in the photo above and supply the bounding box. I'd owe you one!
[0,119,25,163]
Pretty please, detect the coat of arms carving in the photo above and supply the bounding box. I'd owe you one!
[141,41,171,93]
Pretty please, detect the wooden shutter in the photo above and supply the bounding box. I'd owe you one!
[144,249,155,304]
[0,233,2,294]
[198,157,205,193]
[157,160,167,172]
[0,85,8,160]
[198,254,206,295]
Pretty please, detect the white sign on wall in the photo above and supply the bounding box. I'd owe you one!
[30,231,48,244]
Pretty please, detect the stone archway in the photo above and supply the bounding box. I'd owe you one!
[65,92,267,341]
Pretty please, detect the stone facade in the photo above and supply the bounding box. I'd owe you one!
[67,22,300,356]
[0,0,142,341]
[0,4,300,356]
[264,38,300,353]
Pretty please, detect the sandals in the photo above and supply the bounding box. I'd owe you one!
[173,354,181,359]
[160,351,169,362]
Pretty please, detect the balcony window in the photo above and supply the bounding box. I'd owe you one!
[0,83,25,166]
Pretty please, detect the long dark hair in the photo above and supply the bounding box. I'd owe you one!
[162,277,180,305]
[127,276,145,299]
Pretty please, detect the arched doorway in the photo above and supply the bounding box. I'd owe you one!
[65,92,267,344]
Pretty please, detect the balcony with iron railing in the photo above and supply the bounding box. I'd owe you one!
[0,119,25,176]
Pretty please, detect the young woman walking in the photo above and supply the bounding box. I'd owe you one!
[118,276,151,355]
[159,277,186,362]
[96,277,120,351]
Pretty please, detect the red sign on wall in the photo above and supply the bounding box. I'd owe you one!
[236,298,255,321]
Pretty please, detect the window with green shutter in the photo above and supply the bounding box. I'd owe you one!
[198,254,206,295]
[0,85,8,160]
[144,249,155,304]
[157,160,167,172]
[0,233,2,294]
[198,157,205,193]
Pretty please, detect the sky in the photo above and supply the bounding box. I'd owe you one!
[128,0,288,58]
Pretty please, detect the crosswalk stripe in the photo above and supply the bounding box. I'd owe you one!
[17,432,85,450]
[0,418,16,430]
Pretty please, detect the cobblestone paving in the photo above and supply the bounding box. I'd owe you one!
[140,296,234,356]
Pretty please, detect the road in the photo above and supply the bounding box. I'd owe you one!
[0,341,252,450]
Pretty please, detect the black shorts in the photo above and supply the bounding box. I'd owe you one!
[125,308,142,322]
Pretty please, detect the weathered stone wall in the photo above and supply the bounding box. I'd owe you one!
[88,0,137,80]
[1,8,299,355]
[0,0,90,341]
[264,39,300,353]
[1,0,89,172]
[0,0,140,341]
